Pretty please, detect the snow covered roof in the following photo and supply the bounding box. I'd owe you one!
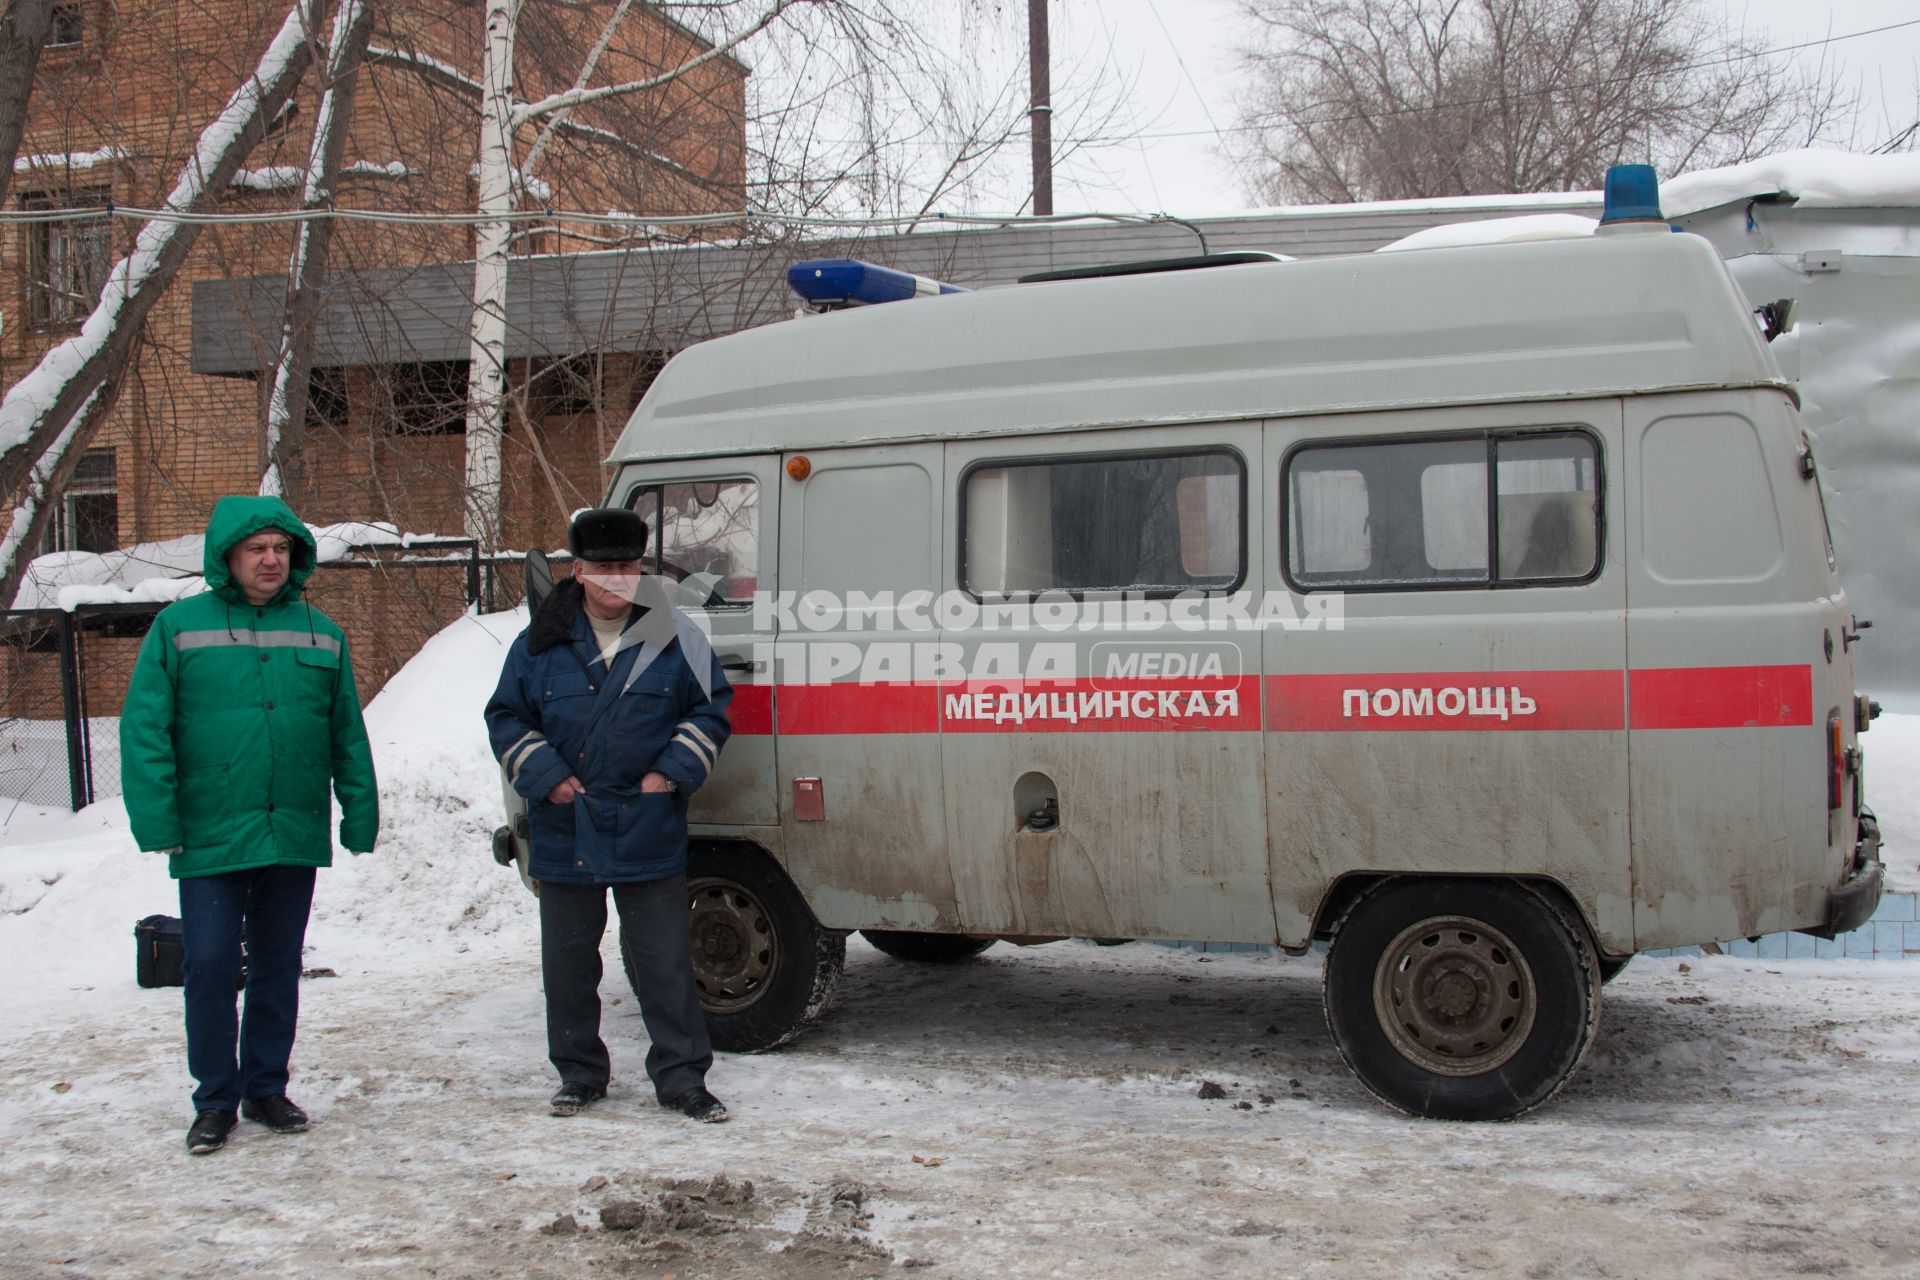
[1661,149,1920,219]
[8,521,452,612]
[1376,213,1597,253]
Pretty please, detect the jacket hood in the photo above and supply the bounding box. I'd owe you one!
[203,496,318,605]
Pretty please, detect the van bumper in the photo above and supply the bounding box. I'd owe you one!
[1803,812,1884,940]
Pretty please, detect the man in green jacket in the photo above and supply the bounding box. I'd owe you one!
[120,496,379,1155]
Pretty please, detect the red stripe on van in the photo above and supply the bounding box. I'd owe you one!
[776,682,942,735]
[728,684,774,735]
[1264,670,1626,731]
[1627,665,1813,729]
[940,677,1262,733]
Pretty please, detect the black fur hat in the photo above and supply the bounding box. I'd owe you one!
[569,508,650,562]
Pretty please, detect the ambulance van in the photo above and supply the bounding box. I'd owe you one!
[497,170,1885,1120]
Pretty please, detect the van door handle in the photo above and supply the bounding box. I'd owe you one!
[720,658,766,674]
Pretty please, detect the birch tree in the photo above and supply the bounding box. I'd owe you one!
[461,0,810,549]
[0,2,326,612]
[259,0,376,497]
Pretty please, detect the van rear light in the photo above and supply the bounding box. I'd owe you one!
[1828,714,1844,810]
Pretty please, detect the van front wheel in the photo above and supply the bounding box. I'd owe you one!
[1324,878,1601,1121]
[623,846,845,1053]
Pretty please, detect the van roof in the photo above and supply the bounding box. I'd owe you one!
[609,230,1788,464]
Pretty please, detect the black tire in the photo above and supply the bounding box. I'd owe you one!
[1324,878,1602,1121]
[623,844,845,1053]
[859,929,996,963]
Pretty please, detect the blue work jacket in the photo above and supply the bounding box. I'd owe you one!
[486,581,732,885]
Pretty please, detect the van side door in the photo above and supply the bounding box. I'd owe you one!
[1263,402,1633,953]
[771,443,954,930]
[618,458,780,827]
[1622,390,1842,949]
[940,426,1272,942]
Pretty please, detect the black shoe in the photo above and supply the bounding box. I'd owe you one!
[663,1087,728,1124]
[549,1082,606,1117]
[240,1095,309,1133]
[186,1109,237,1155]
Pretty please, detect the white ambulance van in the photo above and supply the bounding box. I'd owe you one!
[497,169,1884,1120]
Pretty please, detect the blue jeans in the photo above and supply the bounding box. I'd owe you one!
[177,865,316,1112]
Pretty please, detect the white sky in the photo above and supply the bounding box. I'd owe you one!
[1042,0,1920,215]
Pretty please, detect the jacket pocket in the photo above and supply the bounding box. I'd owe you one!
[177,766,234,849]
[293,645,341,684]
[576,789,682,874]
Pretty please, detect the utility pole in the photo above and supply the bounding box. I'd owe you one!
[1028,0,1052,216]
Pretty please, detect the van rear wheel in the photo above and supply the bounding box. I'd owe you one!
[1324,878,1601,1121]
[859,930,996,962]
[623,845,845,1053]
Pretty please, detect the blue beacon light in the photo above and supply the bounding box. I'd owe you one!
[786,259,969,308]
[1599,164,1665,225]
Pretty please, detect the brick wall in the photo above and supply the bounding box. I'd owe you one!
[3,0,746,561]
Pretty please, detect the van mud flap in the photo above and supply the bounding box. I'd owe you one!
[1803,811,1884,940]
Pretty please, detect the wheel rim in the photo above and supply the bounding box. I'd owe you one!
[1371,913,1537,1077]
[687,876,777,1013]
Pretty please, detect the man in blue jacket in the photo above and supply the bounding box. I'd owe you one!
[486,509,732,1122]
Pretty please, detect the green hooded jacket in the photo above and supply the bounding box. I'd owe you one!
[119,496,379,877]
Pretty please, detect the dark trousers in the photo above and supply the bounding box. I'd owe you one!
[177,864,316,1112]
[540,874,712,1103]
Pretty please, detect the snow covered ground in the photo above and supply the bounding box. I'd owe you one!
[2,609,1917,1278]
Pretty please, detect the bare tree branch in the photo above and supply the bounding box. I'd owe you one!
[0,2,324,608]
[0,0,55,211]
[1231,0,1860,203]
[261,0,377,496]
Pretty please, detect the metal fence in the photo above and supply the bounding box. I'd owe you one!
[0,604,157,810]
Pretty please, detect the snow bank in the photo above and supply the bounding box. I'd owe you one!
[307,608,536,966]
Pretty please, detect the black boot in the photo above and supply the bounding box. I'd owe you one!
[240,1095,309,1133]
[549,1082,606,1116]
[186,1109,237,1155]
[662,1087,729,1124]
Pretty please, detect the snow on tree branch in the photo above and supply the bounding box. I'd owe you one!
[0,1,324,609]
[262,0,374,497]
[511,0,805,125]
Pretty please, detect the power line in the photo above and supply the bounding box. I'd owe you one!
[0,201,1203,231]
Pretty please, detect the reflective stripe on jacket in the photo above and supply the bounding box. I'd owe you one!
[118,496,379,877]
[485,581,732,885]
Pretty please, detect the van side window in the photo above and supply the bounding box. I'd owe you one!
[1285,432,1599,590]
[963,450,1243,596]
[625,478,759,604]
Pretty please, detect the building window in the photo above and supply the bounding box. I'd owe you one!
[21,187,111,326]
[42,447,118,554]
[48,3,86,48]
[523,354,599,420]
[962,449,1244,596]
[380,361,470,435]
[307,366,349,428]
[1284,430,1600,590]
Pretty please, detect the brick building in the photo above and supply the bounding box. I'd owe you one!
[3,0,747,559]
